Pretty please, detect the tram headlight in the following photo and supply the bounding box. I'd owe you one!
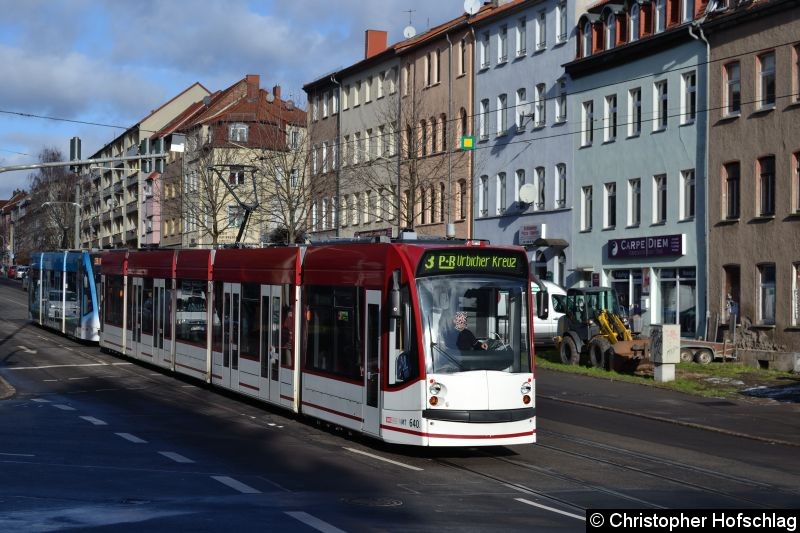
[429,382,442,396]
[520,382,532,395]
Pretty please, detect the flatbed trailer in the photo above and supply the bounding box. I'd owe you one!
[679,339,736,364]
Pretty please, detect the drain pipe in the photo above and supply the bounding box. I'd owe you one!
[688,17,711,341]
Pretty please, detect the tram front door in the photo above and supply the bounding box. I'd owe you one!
[362,290,381,436]
[221,282,240,390]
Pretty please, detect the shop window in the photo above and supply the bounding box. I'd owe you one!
[659,267,696,336]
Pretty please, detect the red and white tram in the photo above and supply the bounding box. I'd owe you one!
[98,240,539,446]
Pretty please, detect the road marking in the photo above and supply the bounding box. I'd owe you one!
[80,416,108,426]
[31,398,50,403]
[285,511,347,533]
[344,447,423,471]
[515,498,585,521]
[53,404,76,411]
[115,433,147,444]
[212,475,261,494]
[0,452,35,457]
[0,296,26,308]
[15,345,37,354]
[158,451,194,464]
[68,377,90,381]
[8,363,109,371]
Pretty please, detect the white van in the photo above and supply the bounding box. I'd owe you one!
[532,279,566,346]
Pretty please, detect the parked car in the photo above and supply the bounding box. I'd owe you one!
[532,279,567,346]
[15,265,29,280]
[7,265,17,279]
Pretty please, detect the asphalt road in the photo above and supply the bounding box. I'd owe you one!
[1,277,798,532]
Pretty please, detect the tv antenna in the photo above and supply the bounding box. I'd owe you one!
[464,0,481,16]
[403,9,417,39]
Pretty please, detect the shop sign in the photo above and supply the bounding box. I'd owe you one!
[519,224,546,246]
[608,234,684,259]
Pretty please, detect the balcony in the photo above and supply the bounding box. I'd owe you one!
[113,206,123,219]
[112,234,123,246]
[91,216,100,227]
[113,182,123,194]
[127,174,138,187]
[102,186,112,198]
[100,212,111,224]
[101,236,111,248]
[125,229,137,242]
[126,202,138,215]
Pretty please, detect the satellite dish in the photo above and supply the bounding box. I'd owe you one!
[266,92,275,103]
[403,25,417,39]
[464,0,481,15]
[519,183,537,205]
[286,100,295,110]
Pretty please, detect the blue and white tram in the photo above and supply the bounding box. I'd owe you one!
[28,250,101,341]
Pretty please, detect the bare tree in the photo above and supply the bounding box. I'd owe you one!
[18,148,80,258]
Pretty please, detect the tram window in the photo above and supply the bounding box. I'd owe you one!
[280,285,294,368]
[240,283,260,360]
[164,287,172,340]
[212,282,224,352]
[141,279,154,335]
[104,276,124,326]
[390,285,418,386]
[305,286,360,381]
[82,272,93,315]
[176,280,208,345]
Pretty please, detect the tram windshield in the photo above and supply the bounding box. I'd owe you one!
[418,276,530,374]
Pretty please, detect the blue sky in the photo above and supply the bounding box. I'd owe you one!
[0,0,463,199]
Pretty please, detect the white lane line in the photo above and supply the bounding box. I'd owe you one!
[158,451,194,464]
[0,452,35,457]
[68,377,90,381]
[515,498,585,521]
[285,511,347,533]
[343,447,424,471]
[80,416,108,426]
[43,379,58,382]
[53,404,76,411]
[212,475,262,494]
[31,398,50,403]
[8,363,109,371]
[0,296,26,307]
[115,433,147,444]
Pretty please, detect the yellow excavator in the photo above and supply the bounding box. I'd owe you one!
[554,287,650,372]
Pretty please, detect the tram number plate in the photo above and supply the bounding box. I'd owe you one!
[409,418,421,429]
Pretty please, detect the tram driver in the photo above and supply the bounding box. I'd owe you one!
[450,311,488,351]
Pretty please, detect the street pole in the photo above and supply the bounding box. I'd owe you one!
[74,184,80,249]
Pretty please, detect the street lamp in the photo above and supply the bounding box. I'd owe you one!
[42,200,82,249]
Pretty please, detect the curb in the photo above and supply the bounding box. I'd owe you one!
[538,393,800,448]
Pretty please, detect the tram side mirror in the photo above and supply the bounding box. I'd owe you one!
[536,291,549,320]
[390,269,401,319]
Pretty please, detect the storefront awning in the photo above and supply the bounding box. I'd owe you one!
[533,238,569,249]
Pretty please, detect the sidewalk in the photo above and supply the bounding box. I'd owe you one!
[537,368,800,447]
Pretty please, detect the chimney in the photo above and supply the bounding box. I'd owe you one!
[246,74,260,101]
[272,85,281,100]
[364,29,388,59]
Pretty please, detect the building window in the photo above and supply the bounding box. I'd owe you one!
[630,5,640,42]
[629,87,642,136]
[424,54,432,87]
[480,32,490,68]
[354,81,360,107]
[312,97,318,121]
[439,183,445,223]
[321,142,328,173]
[536,11,546,50]
[725,162,740,219]
[681,169,695,220]
[402,64,410,96]
[516,17,527,57]
[681,71,696,124]
[581,100,594,146]
[654,80,668,131]
[497,93,508,135]
[683,0,695,22]
[724,62,741,115]
[581,186,593,231]
[479,175,488,217]
[459,179,467,220]
[497,172,507,214]
[228,205,241,227]
[795,151,800,212]
[556,164,567,208]
[535,166,545,210]
[653,174,667,223]
[605,182,617,229]
[759,155,775,216]
[515,169,525,203]
[655,0,666,33]
[628,178,641,227]
[582,22,592,57]
[498,25,508,63]
[659,267,697,336]
[515,88,527,131]
[480,99,489,140]
[459,39,467,76]
[604,94,617,142]
[794,44,800,102]
[758,263,776,325]
[534,84,546,127]
[322,92,329,117]
[758,51,776,108]
[228,122,248,143]
[377,72,385,99]
[557,1,568,43]
[605,14,616,50]
[556,78,567,122]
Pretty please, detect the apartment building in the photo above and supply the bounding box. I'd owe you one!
[565,0,709,337]
[704,0,800,350]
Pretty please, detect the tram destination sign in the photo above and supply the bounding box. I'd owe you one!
[417,249,526,277]
[608,234,685,259]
